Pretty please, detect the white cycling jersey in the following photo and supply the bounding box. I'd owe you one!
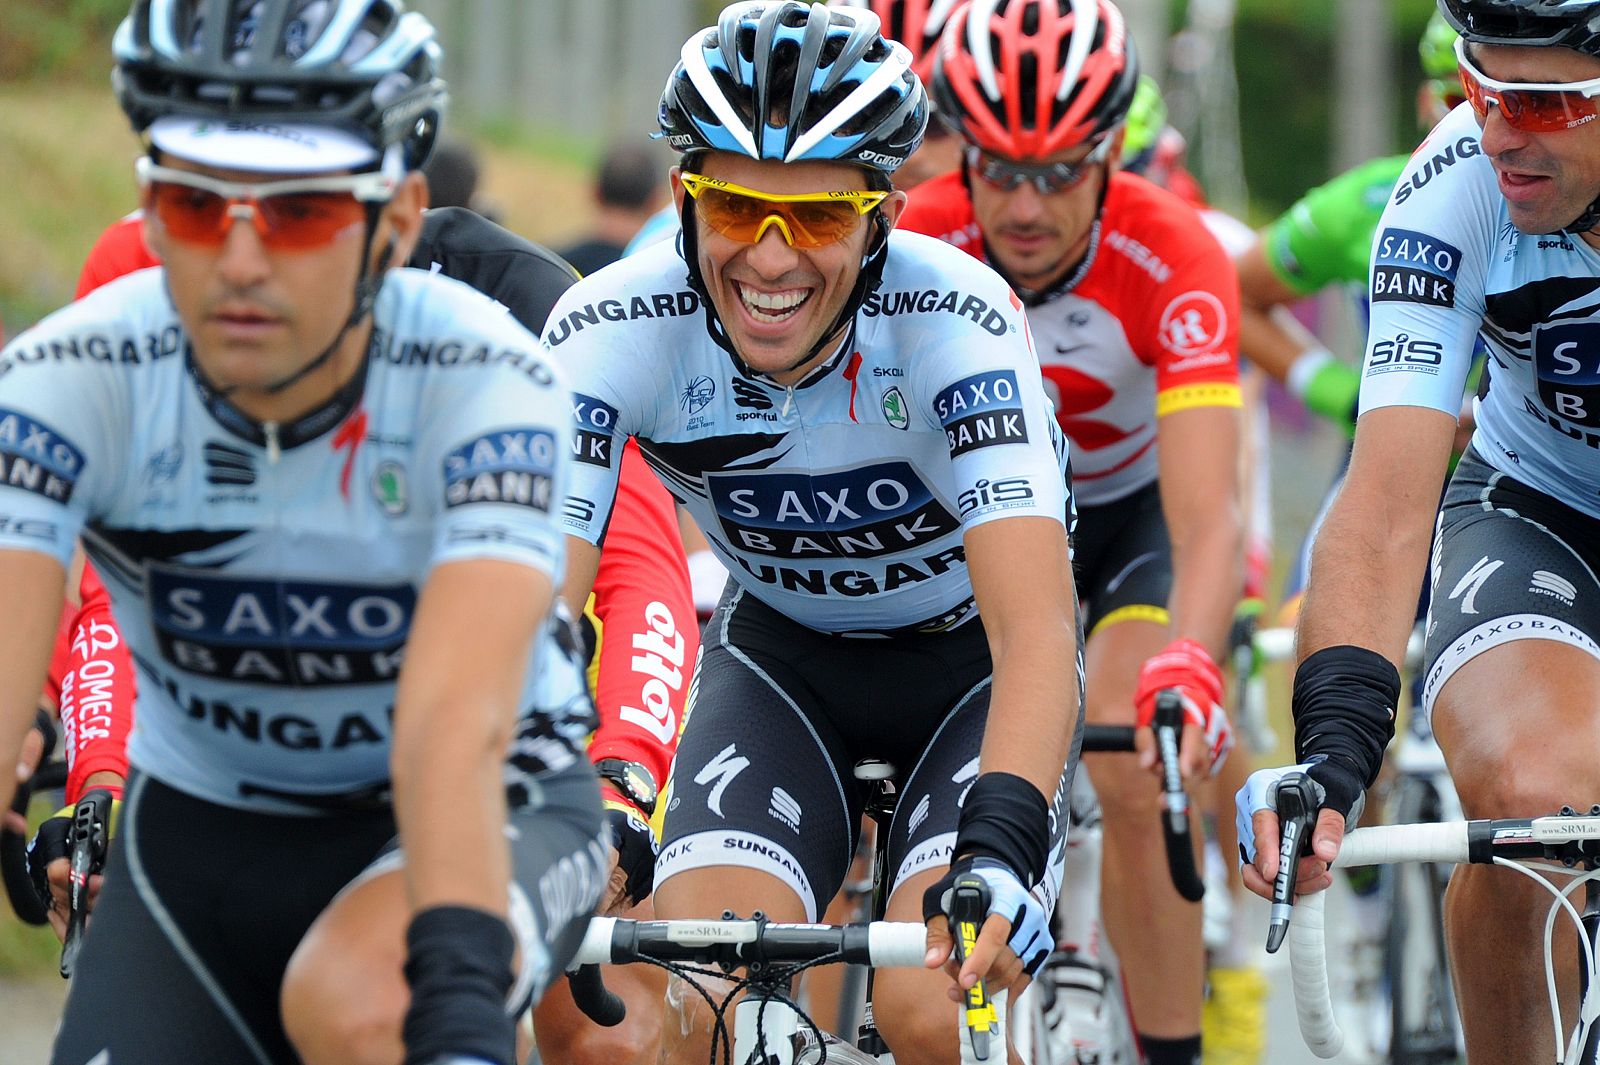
[550,232,1073,635]
[1360,104,1600,517]
[0,268,590,813]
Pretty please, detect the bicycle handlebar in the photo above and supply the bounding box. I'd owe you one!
[1078,693,1205,902]
[1285,809,1600,1057]
[1,760,69,926]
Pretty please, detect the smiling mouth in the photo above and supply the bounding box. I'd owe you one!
[735,281,812,324]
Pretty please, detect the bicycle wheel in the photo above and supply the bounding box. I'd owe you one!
[1385,777,1462,1065]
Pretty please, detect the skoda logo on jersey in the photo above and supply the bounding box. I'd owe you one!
[1534,321,1600,428]
[882,388,909,430]
[1372,228,1462,308]
[680,376,716,416]
[372,460,408,516]
[0,408,84,505]
[934,371,1029,456]
[147,565,417,687]
[443,428,558,513]
[705,461,959,558]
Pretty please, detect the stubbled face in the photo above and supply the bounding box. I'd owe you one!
[143,157,423,410]
[1469,42,1600,237]
[966,141,1111,293]
[673,153,906,385]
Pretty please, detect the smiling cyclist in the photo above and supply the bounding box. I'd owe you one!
[549,3,1083,1062]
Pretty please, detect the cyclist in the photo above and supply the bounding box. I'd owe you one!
[1239,1,1600,1060]
[47,200,697,1064]
[551,3,1082,1061]
[899,2,1243,1061]
[0,3,605,1064]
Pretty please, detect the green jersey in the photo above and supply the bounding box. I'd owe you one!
[1262,153,1409,298]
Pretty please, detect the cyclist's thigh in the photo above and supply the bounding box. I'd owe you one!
[1073,482,1172,636]
[51,772,395,1065]
[1423,450,1600,718]
[656,587,858,922]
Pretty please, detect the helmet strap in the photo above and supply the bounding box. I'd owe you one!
[1564,195,1600,237]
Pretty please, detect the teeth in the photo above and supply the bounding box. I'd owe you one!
[738,284,809,321]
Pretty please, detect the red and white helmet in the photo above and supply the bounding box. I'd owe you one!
[830,0,963,83]
[933,0,1139,159]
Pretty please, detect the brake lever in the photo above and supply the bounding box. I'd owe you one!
[948,873,998,1062]
[60,788,114,978]
[1265,773,1319,954]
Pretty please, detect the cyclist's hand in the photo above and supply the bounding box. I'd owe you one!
[1133,638,1232,783]
[1235,762,1363,901]
[601,797,657,914]
[1295,354,1360,435]
[27,797,119,942]
[922,857,1050,999]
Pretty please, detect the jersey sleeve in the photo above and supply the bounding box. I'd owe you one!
[1141,220,1242,416]
[917,283,1073,534]
[58,561,135,804]
[542,287,645,547]
[1262,155,1405,297]
[424,343,574,578]
[0,318,124,565]
[584,440,696,789]
[76,215,159,299]
[1358,114,1494,417]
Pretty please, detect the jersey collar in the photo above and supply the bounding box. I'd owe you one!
[186,345,371,452]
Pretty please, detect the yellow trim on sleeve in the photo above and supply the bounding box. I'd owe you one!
[1089,603,1171,638]
[1156,382,1243,417]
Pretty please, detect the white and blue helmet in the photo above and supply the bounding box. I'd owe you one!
[659,0,929,176]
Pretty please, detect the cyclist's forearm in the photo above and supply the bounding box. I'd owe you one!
[393,703,513,915]
[983,623,1079,797]
[0,551,68,812]
[1167,507,1243,659]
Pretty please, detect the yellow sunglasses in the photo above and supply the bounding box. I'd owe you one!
[679,173,888,248]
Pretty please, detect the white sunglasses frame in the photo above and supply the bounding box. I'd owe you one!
[134,156,398,203]
[1454,36,1600,123]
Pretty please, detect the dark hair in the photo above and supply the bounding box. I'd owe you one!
[595,142,667,210]
[423,138,481,210]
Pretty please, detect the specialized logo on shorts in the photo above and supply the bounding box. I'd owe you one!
[706,462,958,557]
[934,371,1029,456]
[768,787,802,832]
[147,565,416,686]
[0,408,84,505]
[1530,570,1577,607]
[443,428,558,512]
[1368,333,1445,376]
[572,394,618,467]
[1535,322,1600,427]
[694,744,749,818]
[1449,555,1503,615]
[1372,228,1462,307]
[1158,291,1228,358]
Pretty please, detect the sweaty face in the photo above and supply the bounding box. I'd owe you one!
[676,153,905,385]
[967,142,1109,293]
[142,156,376,400]
[1470,43,1600,237]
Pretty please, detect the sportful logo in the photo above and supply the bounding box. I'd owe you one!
[1530,570,1577,607]
[694,744,749,818]
[1449,556,1504,615]
[203,441,255,487]
[731,379,773,410]
[768,787,802,832]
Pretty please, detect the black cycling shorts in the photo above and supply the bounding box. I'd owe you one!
[1071,481,1173,636]
[656,585,1082,921]
[1422,447,1600,718]
[49,755,605,1065]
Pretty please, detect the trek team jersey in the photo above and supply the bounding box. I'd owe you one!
[550,232,1072,636]
[1262,153,1410,300]
[0,267,588,812]
[1360,104,1600,520]
[898,170,1241,507]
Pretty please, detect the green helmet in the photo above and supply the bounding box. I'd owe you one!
[1123,75,1167,160]
[1418,9,1460,81]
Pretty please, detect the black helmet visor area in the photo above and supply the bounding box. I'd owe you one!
[1440,0,1600,54]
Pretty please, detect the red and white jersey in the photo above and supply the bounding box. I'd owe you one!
[899,171,1241,506]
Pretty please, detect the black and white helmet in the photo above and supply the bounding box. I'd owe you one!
[1439,0,1600,54]
[659,0,928,176]
[113,0,447,169]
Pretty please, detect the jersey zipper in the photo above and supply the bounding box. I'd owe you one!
[782,387,796,418]
[264,421,282,465]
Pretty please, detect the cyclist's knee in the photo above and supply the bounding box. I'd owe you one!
[535,961,665,1065]
[282,948,406,1065]
[870,969,958,1065]
[1085,754,1160,821]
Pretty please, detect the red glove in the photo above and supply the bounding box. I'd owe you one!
[1133,637,1233,775]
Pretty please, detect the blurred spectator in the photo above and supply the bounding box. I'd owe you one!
[422,137,502,221]
[557,142,670,276]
